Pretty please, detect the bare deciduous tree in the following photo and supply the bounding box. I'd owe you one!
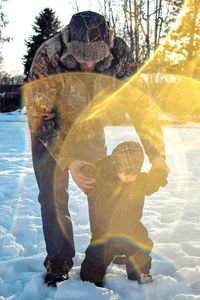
[0,0,11,74]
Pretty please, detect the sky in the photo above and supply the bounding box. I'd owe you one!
[2,0,101,75]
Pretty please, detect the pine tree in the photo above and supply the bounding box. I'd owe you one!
[159,0,199,76]
[162,0,185,38]
[23,8,61,80]
[144,0,200,119]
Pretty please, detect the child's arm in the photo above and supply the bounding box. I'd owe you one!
[139,168,168,196]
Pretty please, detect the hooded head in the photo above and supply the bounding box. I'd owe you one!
[67,11,114,64]
[112,141,145,176]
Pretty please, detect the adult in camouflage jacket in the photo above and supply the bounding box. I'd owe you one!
[25,11,169,286]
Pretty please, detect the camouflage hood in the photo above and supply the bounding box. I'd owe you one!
[65,11,114,63]
[60,25,114,71]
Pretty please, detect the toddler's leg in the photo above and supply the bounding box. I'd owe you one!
[126,222,153,283]
[80,242,113,285]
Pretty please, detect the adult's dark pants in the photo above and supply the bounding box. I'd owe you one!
[31,135,107,268]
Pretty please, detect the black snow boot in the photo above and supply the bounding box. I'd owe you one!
[93,281,105,288]
[44,260,70,287]
[126,259,153,284]
[128,271,153,284]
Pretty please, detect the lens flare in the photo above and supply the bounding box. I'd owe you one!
[10,122,30,233]
[23,0,199,288]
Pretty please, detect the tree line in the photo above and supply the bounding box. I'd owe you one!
[21,1,188,80]
[100,0,185,65]
[1,1,199,81]
[0,0,199,119]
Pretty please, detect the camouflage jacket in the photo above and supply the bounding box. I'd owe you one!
[25,25,165,171]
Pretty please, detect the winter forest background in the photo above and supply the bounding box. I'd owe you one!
[0,0,199,121]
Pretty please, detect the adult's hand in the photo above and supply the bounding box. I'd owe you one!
[151,157,170,175]
[68,160,96,192]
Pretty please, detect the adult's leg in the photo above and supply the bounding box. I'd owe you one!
[31,136,75,267]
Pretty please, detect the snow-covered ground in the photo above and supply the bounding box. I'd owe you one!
[0,112,200,300]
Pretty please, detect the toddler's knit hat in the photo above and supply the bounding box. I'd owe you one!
[112,141,144,175]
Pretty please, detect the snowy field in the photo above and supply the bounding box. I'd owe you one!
[0,112,200,300]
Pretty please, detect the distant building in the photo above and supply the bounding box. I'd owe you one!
[0,85,22,112]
